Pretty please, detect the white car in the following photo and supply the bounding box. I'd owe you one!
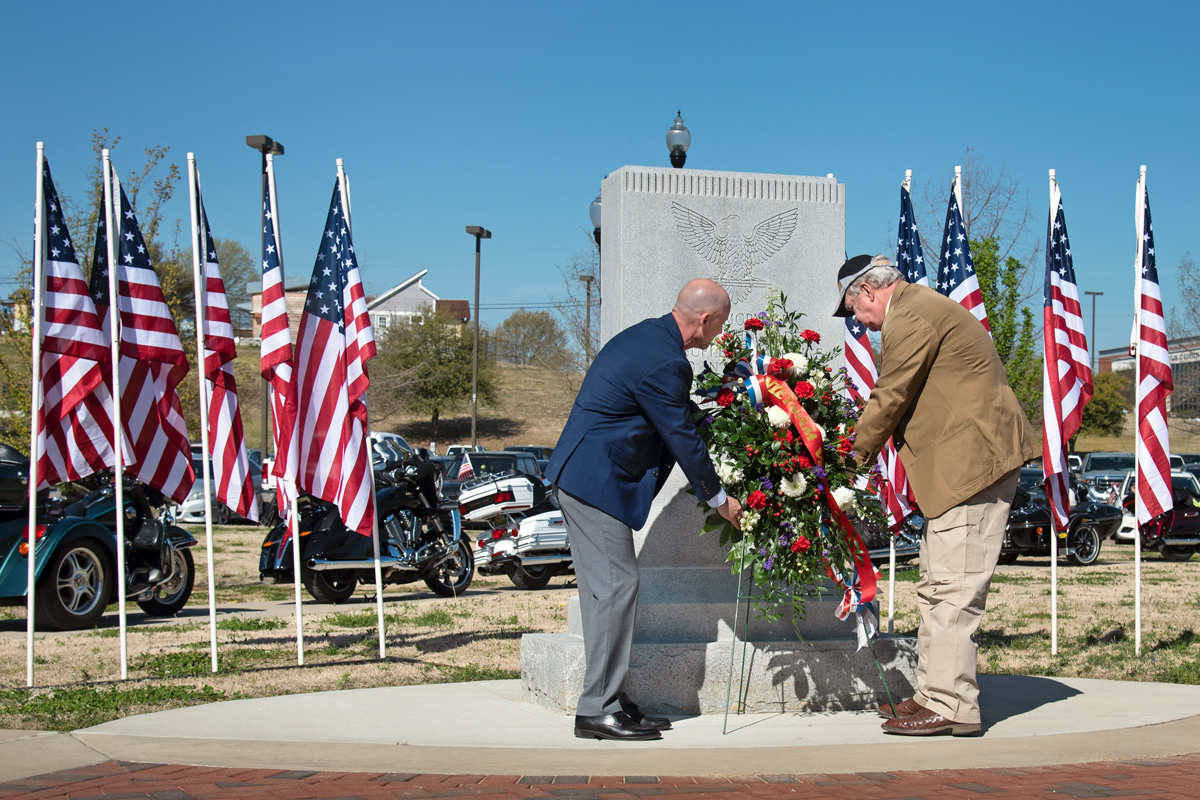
[1113,470,1200,542]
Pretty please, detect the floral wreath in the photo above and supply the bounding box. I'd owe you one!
[693,290,885,636]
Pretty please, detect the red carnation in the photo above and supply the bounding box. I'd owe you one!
[746,490,768,510]
[715,388,735,407]
[768,358,793,377]
[794,381,815,399]
[790,535,812,553]
[837,436,854,455]
[801,329,821,343]
[744,318,765,331]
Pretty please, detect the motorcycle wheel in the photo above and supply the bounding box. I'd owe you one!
[1068,525,1102,566]
[302,568,358,604]
[510,564,553,590]
[996,551,1019,566]
[137,547,195,617]
[1160,545,1195,562]
[212,503,232,526]
[35,538,112,631]
[424,540,475,597]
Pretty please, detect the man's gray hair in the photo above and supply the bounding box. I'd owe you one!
[845,265,904,303]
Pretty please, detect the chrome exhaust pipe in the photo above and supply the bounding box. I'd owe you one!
[307,556,406,571]
[515,554,571,566]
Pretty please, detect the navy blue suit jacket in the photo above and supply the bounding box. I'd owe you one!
[546,313,722,530]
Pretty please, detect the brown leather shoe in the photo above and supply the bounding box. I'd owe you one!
[877,696,922,719]
[881,705,982,736]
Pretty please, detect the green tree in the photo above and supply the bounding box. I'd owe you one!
[972,237,1041,417]
[494,309,570,368]
[371,305,498,439]
[1080,371,1131,437]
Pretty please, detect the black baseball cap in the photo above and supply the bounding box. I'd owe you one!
[833,254,874,317]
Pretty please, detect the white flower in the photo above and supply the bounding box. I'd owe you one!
[741,508,761,531]
[779,473,808,498]
[766,406,791,429]
[715,458,743,484]
[831,486,857,514]
[783,352,809,378]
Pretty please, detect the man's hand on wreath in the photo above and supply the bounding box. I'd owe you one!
[719,495,744,530]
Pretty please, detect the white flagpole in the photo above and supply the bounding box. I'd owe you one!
[337,158,385,659]
[27,143,48,687]
[187,154,220,673]
[1133,165,1146,657]
[1048,169,1059,656]
[103,152,129,679]
[267,154,305,665]
[953,166,965,229]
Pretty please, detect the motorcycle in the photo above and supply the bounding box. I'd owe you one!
[463,471,572,590]
[1121,490,1200,562]
[258,444,472,602]
[999,485,1121,566]
[856,511,924,567]
[0,452,197,631]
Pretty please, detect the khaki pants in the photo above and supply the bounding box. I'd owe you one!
[914,468,1020,724]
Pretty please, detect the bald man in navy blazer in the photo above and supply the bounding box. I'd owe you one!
[547,278,743,741]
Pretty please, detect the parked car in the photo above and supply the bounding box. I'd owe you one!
[1170,454,1186,470]
[369,432,412,454]
[445,444,487,456]
[172,457,264,525]
[502,446,554,475]
[1178,453,1200,468]
[1080,452,1135,502]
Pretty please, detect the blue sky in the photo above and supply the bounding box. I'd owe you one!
[2,1,1195,355]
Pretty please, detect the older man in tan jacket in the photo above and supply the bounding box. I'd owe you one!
[835,254,1037,736]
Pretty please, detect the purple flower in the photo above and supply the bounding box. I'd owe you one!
[760,476,774,491]
[814,467,827,481]
[763,556,775,571]
[704,415,715,425]
[753,403,764,413]
[779,534,790,546]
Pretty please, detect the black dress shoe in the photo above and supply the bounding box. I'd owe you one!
[574,711,662,741]
[619,692,672,730]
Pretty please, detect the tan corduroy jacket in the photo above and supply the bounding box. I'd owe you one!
[851,281,1038,519]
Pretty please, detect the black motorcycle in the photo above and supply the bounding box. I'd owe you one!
[258,445,472,603]
[999,485,1121,566]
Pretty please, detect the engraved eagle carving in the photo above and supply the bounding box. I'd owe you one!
[670,202,798,302]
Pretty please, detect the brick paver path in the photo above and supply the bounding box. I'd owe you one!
[2,756,1199,799]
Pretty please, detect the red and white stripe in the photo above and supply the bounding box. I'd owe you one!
[1041,176,1093,530]
[36,255,116,488]
[94,187,195,505]
[259,168,298,512]
[843,320,914,530]
[293,180,377,535]
[1133,174,1172,524]
[202,234,258,522]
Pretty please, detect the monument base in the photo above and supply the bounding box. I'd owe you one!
[521,593,918,716]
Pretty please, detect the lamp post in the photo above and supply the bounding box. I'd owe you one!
[245,135,284,457]
[579,274,594,368]
[589,192,602,251]
[666,111,690,168]
[465,226,492,447]
[1085,290,1104,372]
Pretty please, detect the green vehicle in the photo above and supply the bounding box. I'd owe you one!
[0,446,197,631]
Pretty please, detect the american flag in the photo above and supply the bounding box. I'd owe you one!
[34,157,117,488]
[457,454,474,481]
[292,179,376,535]
[198,199,258,522]
[896,182,929,286]
[1041,177,1093,530]
[843,317,913,531]
[936,177,990,331]
[258,168,298,512]
[89,184,195,504]
[1133,176,1172,524]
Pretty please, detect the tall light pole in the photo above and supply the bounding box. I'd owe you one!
[579,274,594,368]
[465,226,492,447]
[1085,290,1104,372]
[245,135,284,457]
